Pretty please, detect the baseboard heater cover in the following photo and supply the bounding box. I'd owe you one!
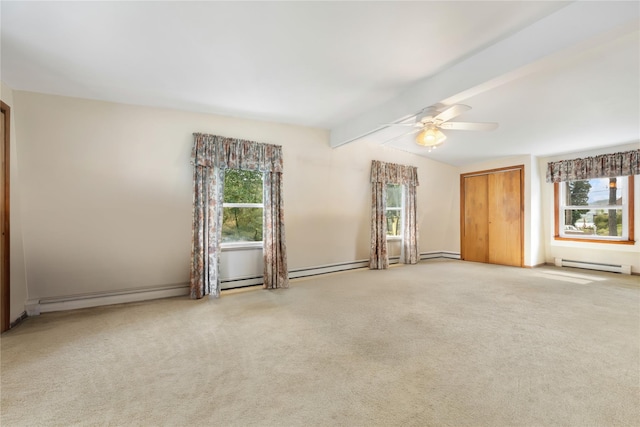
[27,283,190,315]
[421,251,461,260]
[554,258,631,275]
[25,251,462,315]
[223,253,460,289]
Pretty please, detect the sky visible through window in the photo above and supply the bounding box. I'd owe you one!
[587,178,624,204]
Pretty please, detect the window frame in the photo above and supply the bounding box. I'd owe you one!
[220,169,264,249]
[553,175,635,245]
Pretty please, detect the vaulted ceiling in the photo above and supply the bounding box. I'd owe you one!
[2,1,638,166]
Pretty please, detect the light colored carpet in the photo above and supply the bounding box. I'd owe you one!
[1,260,639,426]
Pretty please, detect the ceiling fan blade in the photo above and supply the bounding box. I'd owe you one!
[439,121,498,131]
[381,128,421,145]
[382,123,416,127]
[434,104,471,123]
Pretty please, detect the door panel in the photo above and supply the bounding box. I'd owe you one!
[463,174,489,263]
[488,169,522,267]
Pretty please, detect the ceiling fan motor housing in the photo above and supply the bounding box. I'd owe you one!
[417,107,439,124]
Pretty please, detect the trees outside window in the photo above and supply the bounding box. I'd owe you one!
[386,184,402,237]
[566,180,591,228]
[556,176,633,242]
[222,169,263,243]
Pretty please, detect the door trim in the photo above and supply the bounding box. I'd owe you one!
[460,164,524,267]
[1,100,10,332]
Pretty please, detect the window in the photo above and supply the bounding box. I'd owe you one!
[386,184,403,238]
[555,175,634,243]
[222,169,263,244]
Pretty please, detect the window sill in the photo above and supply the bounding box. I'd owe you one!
[221,242,263,251]
[554,236,635,245]
[386,236,402,241]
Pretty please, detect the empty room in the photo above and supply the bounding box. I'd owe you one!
[1,1,639,426]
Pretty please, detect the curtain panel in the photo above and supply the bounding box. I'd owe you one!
[370,181,388,269]
[190,133,288,299]
[402,184,419,264]
[369,160,419,269]
[546,149,640,183]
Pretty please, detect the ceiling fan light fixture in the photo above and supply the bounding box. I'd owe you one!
[416,126,446,148]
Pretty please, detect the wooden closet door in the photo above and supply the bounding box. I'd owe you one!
[463,174,489,263]
[488,169,522,267]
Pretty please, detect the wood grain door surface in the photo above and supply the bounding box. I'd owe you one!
[463,174,489,263]
[461,167,522,268]
[488,169,522,267]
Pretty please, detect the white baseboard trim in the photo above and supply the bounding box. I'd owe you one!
[8,311,27,330]
[24,251,461,315]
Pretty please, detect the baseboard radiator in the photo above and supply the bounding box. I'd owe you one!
[25,251,461,316]
[421,251,461,261]
[554,258,631,275]
[27,283,190,316]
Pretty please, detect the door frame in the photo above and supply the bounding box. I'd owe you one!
[1,100,10,332]
[460,164,524,267]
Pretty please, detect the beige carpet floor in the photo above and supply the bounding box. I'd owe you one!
[1,260,639,426]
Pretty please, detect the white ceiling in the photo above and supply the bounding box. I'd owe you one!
[1,1,638,166]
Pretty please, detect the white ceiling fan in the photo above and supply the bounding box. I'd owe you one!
[383,104,498,151]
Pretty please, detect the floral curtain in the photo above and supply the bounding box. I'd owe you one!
[190,143,224,298]
[370,181,388,269]
[190,133,288,299]
[370,160,419,269]
[402,184,419,264]
[546,149,640,183]
[263,170,288,289]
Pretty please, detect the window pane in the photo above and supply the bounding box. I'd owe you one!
[564,178,622,207]
[564,208,623,237]
[386,209,401,236]
[222,207,263,242]
[224,169,263,203]
[386,184,402,208]
[557,176,631,241]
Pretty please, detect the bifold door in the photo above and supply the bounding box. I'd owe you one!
[461,166,523,268]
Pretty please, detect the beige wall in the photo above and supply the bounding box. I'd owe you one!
[1,82,29,322]
[13,91,460,301]
[538,143,640,273]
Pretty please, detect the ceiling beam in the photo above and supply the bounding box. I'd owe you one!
[329,1,639,148]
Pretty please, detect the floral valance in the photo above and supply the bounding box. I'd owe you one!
[192,133,283,172]
[370,160,419,186]
[546,149,640,183]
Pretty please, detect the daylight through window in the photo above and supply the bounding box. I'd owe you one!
[222,169,263,243]
[386,184,402,237]
[556,175,633,241]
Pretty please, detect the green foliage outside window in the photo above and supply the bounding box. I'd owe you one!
[562,177,626,238]
[386,184,402,236]
[594,210,622,236]
[222,169,263,242]
[224,169,263,203]
[567,180,591,226]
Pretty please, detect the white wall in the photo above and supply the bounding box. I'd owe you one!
[538,143,640,273]
[13,91,460,302]
[458,154,543,267]
[0,82,29,322]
